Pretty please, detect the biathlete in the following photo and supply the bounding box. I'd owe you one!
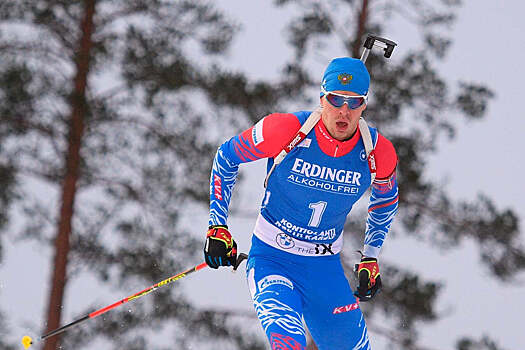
[204,57,399,350]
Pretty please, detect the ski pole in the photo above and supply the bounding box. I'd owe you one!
[22,253,249,349]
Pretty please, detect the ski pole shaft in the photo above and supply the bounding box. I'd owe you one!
[22,253,248,349]
[23,262,207,348]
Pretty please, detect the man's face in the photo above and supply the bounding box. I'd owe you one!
[320,90,367,141]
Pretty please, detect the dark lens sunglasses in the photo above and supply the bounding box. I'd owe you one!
[323,89,368,109]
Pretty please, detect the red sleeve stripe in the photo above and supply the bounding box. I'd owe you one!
[235,142,258,161]
[239,134,265,157]
[233,146,249,162]
[368,196,399,213]
[231,138,256,161]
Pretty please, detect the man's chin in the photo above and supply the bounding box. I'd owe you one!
[335,128,357,141]
[333,132,349,141]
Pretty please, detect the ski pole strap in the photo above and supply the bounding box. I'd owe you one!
[358,118,376,184]
[264,107,322,188]
[233,253,249,271]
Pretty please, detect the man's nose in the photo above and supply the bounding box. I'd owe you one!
[339,103,352,114]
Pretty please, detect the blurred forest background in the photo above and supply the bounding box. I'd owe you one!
[0,1,523,349]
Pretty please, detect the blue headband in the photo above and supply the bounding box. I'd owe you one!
[320,57,370,96]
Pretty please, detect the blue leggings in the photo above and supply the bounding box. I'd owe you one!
[246,236,371,350]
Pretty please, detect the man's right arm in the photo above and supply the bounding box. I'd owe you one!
[208,113,302,227]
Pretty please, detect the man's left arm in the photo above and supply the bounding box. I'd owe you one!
[363,133,399,258]
[355,133,398,301]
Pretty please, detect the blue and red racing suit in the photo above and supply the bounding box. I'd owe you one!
[209,111,398,349]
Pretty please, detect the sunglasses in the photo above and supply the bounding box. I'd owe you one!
[323,89,368,109]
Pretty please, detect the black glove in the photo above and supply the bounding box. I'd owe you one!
[354,256,382,302]
[204,225,237,269]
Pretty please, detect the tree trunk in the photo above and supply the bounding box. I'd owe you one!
[43,1,96,349]
[352,0,369,58]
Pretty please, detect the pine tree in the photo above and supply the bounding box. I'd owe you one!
[0,1,287,349]
[2,1,522,349]
[457,335,508,350]
[0,65,22,350]
[271,0,524,349]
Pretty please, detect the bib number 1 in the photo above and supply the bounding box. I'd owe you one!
[308,201,327,227]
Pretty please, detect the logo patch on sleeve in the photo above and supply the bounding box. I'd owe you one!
[298,138,311,148]
[252,119,264,145]
[213,174,223,200]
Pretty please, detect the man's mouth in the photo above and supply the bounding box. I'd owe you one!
[336,121,348,130]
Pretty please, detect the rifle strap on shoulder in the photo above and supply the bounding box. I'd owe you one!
[358,117,376,184]
[264,112,377,187]
[264,107,322,188]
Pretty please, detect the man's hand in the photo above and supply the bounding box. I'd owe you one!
[354,256,382,302]
[204,225,237,269]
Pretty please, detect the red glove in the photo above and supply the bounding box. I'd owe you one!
[354,257,382,302]
[204,225,237,269]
